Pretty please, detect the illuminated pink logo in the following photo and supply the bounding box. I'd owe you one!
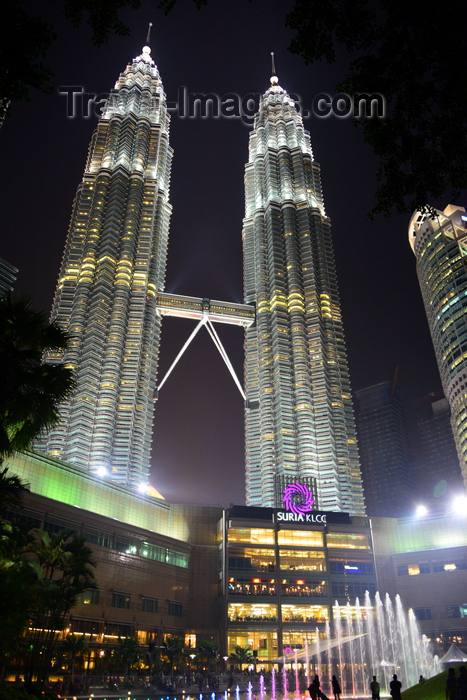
[281,482,315,514]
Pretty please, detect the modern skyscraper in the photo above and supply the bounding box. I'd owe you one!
[355,380,411,517]
[409,204,467,488]
[38,43,173,488]
[0,256,18,296]
[242,73,364,513]
[415,390,463,499]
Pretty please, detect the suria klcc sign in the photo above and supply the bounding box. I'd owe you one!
[276,482,327,523]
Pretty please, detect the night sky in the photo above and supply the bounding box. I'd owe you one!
[1,0,453,506]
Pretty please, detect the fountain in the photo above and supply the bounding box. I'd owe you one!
[154,593,439,700]
[278,591,440,698]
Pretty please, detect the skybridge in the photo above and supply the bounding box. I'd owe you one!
[155,292,255,400]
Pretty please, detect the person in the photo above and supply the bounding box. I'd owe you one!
[390,674,402,700]
[331,675,341,700]
[446,667,458,700]
[370,675,380,700]
[457,666,467,700]
[419,675,425,684]
[308,675,321,700]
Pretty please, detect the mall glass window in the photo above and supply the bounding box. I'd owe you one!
[408,565,420,575]
[114,535,138,555]
[83,527,112,548]
[140,542,165,562]
[446,605,467,619]
[329,560,374,574]
[77,589,100,605]
[228,631,278,658]
[397,565,408,576]
[228,578,276,596]
[331,604,369,621]
[282,630,321,648]
[72,619,101,635]
[185,634,196,648]
[228,548,276,572]
[413,607,432,621]
[112,592,130,609]
[168,601,183,616]
[419,562,431,574]
[44,515,78,535]
[281,579,327,597]
[326,533,370,549]
[228,528,275,545]
[105,622,133,637]
[166,549,189,568]
[281,603,328,623]
[277,530,324,547]
[433,561,466,572]
[331,583,375,598]
[279,550,326,572]
[228,603,277,622]
[142,597,158,613]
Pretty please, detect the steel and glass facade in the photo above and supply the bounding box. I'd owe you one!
[243,76,364,512]
[356,381,411,517]
[409,205,467,486]
[221,505,375,660]
[38,45,172,487]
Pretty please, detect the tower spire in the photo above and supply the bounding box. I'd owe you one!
[146,22,153,47]
[270,51,276,76]
[270,51,278,86]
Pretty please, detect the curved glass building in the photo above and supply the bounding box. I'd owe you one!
[409,204,467,486]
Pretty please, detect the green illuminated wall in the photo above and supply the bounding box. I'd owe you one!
[371,515,467,554]
[6,451,170,535]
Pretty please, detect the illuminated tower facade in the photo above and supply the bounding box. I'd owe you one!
[38,44,172,488]
[243,75,365,512]
[409,204,467,487]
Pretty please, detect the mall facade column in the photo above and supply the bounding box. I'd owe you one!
[409,204,467,487]
[243,75,365,512]
[37,45,172,488]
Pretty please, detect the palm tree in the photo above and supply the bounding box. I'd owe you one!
[163,636,184,677]
[0,292,75,460]
[197,639,220,672]
[230,645,253,669]
[62,633,89,683]
[0,507,36,680]
[24,528,97,691]
[114,637,141,682]
[0,467,28,511]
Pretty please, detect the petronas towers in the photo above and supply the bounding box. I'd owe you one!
[38,43,365,513]
[39,44,172,488]
[243,76,363,512]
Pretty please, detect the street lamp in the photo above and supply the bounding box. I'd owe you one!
[452,495,467,515]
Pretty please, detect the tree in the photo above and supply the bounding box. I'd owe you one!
[160,0,467,218]
[24,528,97,691]
[230,645,253,668]
[62,633,90,683]
[286,0,467,217]
[197,639,220,672]
[163,636,184,677]
[0,523,36,681]
[0,0,142,124]
[0,293,75,460]
[0,466,28,511]
[0,470,35,680]
[114,637,142,682]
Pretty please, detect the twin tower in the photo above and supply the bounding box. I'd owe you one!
[38,43,365,514]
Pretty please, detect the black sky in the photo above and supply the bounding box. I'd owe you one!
[0,0,450,506]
